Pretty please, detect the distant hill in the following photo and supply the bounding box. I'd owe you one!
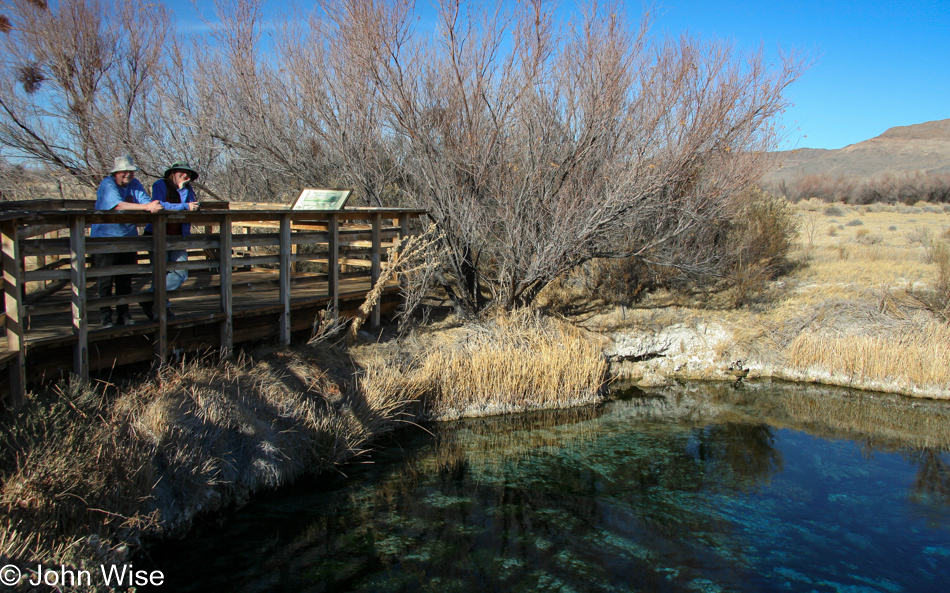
[762,119,950,185]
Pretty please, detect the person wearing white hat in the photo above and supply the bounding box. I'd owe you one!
[92,155,164,328]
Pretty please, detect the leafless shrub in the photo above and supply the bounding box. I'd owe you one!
[308,306,347,345]
[0,0,174,183]
[767,173,856,203]
[773,172,950,206]
[930,239,950,318]
[722,190,799,306]
[576,188,798,307]
[314,0,806,314]
[397,236,448,330]
[578,256,673,307]
[800,209,821,249]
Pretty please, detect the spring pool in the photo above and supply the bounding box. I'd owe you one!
[148,382,950,592]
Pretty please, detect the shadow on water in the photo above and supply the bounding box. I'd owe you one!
[145,381,950,593]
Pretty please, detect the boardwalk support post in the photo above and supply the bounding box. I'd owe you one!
[2,219,26,405]
[219,215,233,359]
[329,213,339,313]
[70,215,88,382]
[279,213,292,345]
[371,213,382,328]
[153,215,168,362]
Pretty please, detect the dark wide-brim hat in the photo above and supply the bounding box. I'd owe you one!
[164,161,199,181]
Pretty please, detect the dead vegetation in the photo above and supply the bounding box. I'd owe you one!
[0,307,610,587]
[567,199,950,398]
[0,344,419,588]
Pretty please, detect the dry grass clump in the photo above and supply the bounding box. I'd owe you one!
[411,310,608,420]
[1,345,421,585]
[128,348,420,532]
[0,381,157,578]
[787,321,950,391]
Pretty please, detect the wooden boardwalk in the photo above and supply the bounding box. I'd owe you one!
[0,201,427,405]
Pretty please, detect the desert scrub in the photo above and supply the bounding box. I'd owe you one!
[824,205,845,217]
[723,191,799,306]
[1,345,422,588]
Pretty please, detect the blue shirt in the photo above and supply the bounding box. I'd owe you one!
[145,180,196,236]
[90,176,152,238]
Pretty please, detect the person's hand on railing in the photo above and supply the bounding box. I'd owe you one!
[145,201,164,213]
[187,202,200,211]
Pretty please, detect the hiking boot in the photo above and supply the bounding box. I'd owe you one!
[118,312,135,326]
[101,311,114,329]
[166,307,177,320]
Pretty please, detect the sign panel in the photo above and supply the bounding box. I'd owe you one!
[291,188,353,211]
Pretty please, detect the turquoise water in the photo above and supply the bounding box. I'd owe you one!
[148,383,950,592]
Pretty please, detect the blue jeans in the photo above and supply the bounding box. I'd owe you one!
[147,249,188,307]
[164,249,189,292]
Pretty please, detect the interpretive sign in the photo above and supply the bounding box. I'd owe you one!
[291,188,353,211]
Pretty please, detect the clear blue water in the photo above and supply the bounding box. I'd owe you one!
[147,382,950,592]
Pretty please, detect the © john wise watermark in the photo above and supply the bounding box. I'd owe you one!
[1,563,164,588]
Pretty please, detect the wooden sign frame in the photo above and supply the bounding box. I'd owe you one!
[291,188,353,211]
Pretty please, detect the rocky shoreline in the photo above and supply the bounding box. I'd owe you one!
[604,322,950,400]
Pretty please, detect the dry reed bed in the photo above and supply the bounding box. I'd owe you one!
[769,201,950,396]
[409,311,608,420]
[786,322,950,392]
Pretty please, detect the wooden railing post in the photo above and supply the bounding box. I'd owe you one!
[70,215,88,382]
[279,213,291,345]
[2,219,25,405]
[328,213,339,312]
[219,215,233,359]
[398,214,411,299]
[153,215,167,362]
[371,212,382,328]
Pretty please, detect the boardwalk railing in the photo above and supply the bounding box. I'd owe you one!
[0,201,427,405]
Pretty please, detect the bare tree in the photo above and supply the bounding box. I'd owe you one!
[178,0,404,204]
[0,0,173,184]
[325,0,806,312]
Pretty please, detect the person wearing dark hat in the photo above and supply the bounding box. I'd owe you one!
[141,161,200,320]
[92,155,164,328]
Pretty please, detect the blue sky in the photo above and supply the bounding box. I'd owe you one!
[653,0,950,149]
[167,0,950,151]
